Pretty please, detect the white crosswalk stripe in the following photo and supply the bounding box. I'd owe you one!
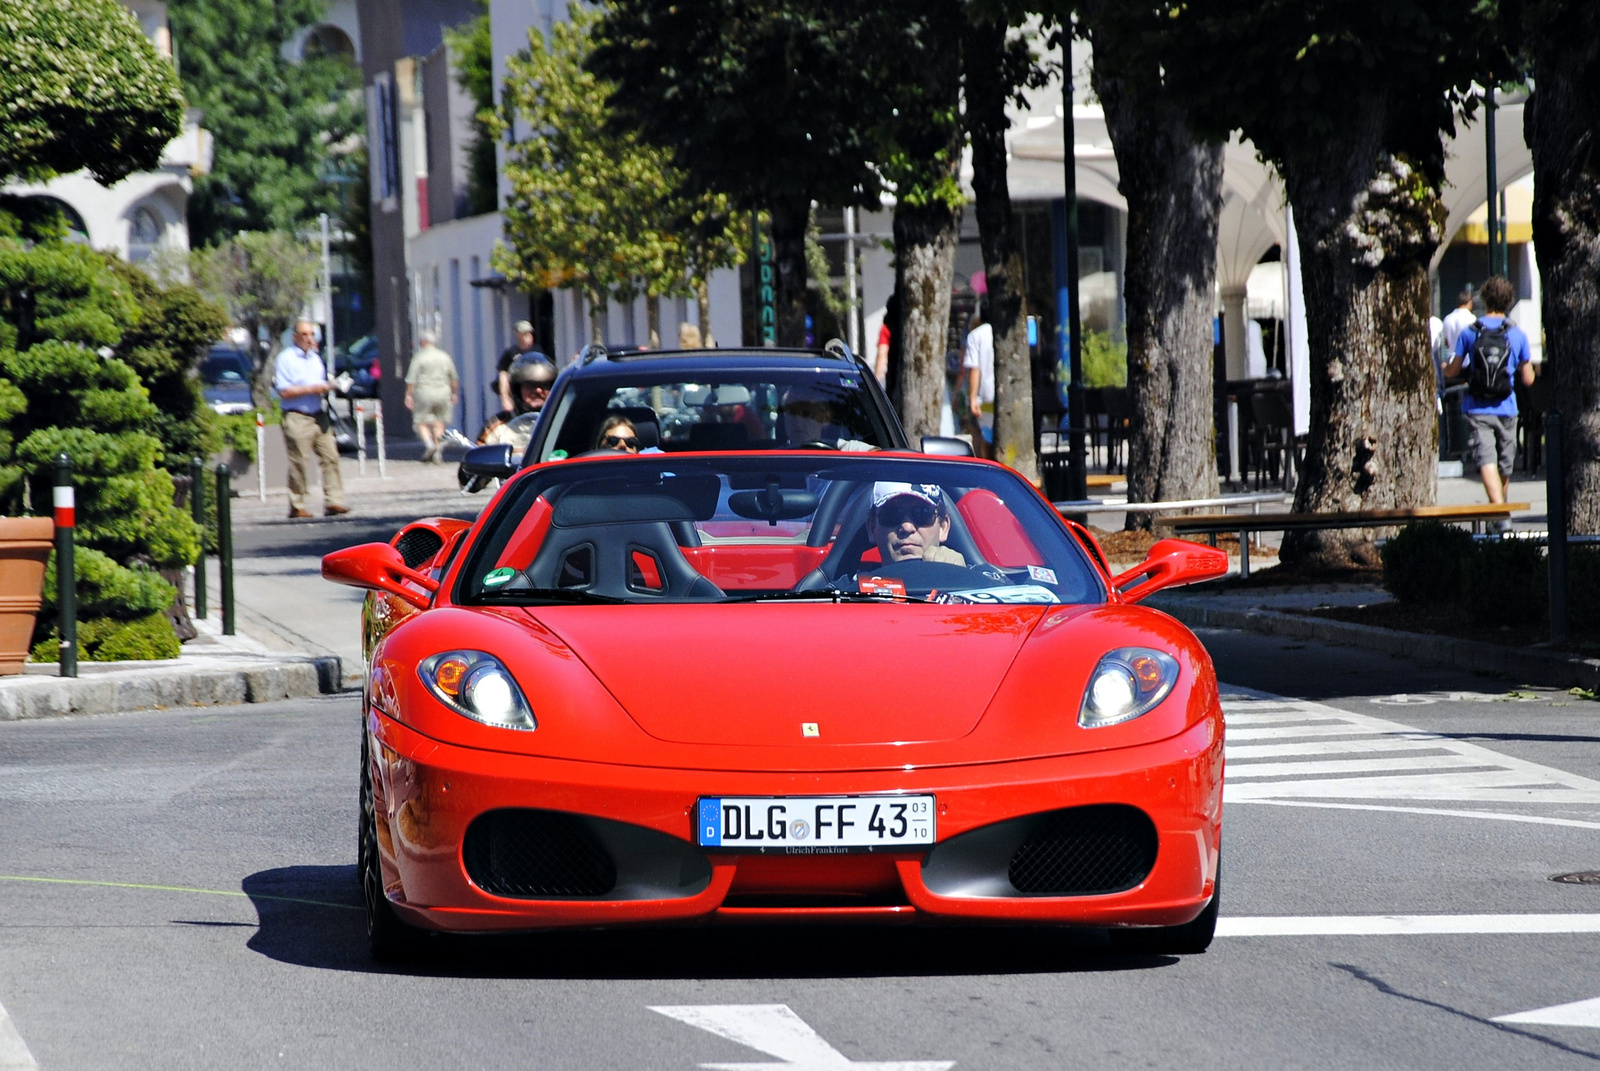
[1222,691,1600,805]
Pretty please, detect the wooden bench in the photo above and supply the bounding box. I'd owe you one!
[1155,502,1530,578]
[1086,473,1124,490]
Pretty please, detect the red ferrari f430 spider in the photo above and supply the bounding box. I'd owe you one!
[324,450,1228,958]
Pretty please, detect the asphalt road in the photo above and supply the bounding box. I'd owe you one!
[5,628,1600,1069]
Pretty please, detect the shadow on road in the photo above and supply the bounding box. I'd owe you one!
[242,864,1180,979]
[232,513,476,559]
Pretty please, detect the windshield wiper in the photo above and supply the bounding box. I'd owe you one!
[722,589,932,604]
[475,587,625,605]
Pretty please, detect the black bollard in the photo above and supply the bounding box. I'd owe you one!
[190,456,206,620]
[1546,410,1567,646]
[216,464,235,637]
[53,454,77,678]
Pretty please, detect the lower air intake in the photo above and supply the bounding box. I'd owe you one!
[1007,804,1158,895]
[463,809,618,898]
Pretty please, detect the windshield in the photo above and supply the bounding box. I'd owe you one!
[457,455,1104,606]
[532,369,891,461]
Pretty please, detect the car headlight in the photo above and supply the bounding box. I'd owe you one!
[418,651,536,731]
[1079,648,1179,728]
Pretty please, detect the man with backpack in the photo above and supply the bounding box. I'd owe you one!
[1442,275,1536,509]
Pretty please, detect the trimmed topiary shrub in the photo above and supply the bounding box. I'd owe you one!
[1380,521,1476,606]
[31,611,180,663]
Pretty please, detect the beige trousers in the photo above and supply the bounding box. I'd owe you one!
[282,410,346,512]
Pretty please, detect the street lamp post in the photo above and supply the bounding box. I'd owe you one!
[1061,66,1087,502]
[1485,84,1502,278]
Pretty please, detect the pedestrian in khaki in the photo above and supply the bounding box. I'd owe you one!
[272,320,348,518]
[405,332,460,463]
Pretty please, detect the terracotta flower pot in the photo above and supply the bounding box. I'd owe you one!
[0,516,53,675]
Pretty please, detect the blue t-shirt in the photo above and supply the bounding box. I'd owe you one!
[1454,315,1530,417]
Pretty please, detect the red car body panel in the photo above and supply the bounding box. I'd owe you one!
[340,452,1228,936]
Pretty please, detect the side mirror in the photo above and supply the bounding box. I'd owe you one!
[460,443,516,479]
[921,435,975,457]
[322,542,440,610]
[1111,539,1229,604]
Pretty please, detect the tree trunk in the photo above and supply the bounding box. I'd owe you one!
[646,294,661,349]
[589,293,606,345]
[696,278,712,346]
[893,200,959,442]
[1093,50,1223,529]
[1525,16,1600,535]
[964,18,1037,483]
[1280,127,1442,569]
[769,200,810,347]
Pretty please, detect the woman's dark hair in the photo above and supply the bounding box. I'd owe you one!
[595,414,638,450]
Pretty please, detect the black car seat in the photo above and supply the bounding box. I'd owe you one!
[526,517,722,600]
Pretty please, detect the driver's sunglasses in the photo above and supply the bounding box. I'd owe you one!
[524,381,553,393]
[602,434,640,450]
[879,501,939,529]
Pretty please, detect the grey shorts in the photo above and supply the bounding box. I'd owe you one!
[411,388,453,426]
[1464,412,1518,474]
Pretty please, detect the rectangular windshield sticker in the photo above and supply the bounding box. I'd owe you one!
[1027,565,1058,584]
[935,584,1061,605]
[483,567,516,586]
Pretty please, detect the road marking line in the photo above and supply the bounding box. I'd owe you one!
[0,1001,38,1071]
[1221,694,1600,804]
[1219,914,1600,937]
[650,1004,953,1070]
[1228,798,1600,829]
[1494,996,1600,1028]
[1225,711,1353,726]
[0,875,360,910]
[1227,737,1449,760]
[1226,755,1496,780]
[1227,724,1386,740]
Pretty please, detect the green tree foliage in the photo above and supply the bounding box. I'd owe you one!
[494,6,743,343]
[167,0,364,246]
[592,1,887,346]
[445,3,499,218]
[189,231,321,402]
[0,0,186,185]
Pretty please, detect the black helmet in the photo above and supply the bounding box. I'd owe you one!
[507,353,557,414]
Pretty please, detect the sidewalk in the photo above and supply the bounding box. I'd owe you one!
[0,612,340,721]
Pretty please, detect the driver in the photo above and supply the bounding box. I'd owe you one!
[867,483,966,566]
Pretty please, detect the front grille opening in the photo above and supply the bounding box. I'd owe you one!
[1007,804,1157,896]
[463,809,617,898]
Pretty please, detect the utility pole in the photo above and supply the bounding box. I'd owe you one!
[844,206,860,353]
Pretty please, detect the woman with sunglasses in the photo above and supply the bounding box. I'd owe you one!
[595,415,642,454]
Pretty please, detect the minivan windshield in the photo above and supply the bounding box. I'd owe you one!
[458,455,1104,606]
[531,369,894,462]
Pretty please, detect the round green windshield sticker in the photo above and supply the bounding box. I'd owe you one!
[483,567,516,586]
[549,449,569,460]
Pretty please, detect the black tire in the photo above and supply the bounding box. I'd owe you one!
[1109,855,1220,955]
[360,734,423,961]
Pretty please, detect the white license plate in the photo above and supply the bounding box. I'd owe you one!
[696,795,936,853]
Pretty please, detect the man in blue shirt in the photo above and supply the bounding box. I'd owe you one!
[272,320,349,519]
[1442,276,1535,508]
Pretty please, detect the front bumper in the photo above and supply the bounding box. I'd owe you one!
[368,709,1223,932]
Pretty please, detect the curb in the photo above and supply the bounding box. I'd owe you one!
[1151,596,1600,691]
[0,654,343,722]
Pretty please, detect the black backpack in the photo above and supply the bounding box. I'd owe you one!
[1467,318,1514,403]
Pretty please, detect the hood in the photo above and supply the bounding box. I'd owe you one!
[529,604,1044,747]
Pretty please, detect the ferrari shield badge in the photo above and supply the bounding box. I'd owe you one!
[801,722,820,737]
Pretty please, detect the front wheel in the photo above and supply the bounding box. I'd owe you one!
[1109,855,1220,955]
[360,735,424,961]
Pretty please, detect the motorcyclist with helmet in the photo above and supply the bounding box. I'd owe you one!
[459,353,558,490]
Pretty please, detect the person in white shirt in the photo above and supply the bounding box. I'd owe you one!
[1442,286,1477,355]
[962,313,995,453]
[272,320,348,519]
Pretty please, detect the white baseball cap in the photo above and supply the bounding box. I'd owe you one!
[871,482,944,511]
